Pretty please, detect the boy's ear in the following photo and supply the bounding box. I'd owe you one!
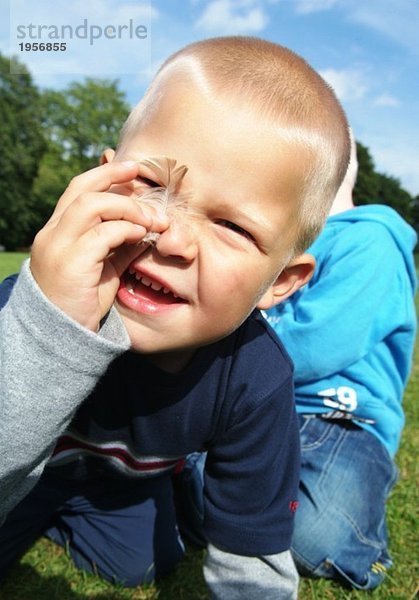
[256,253,315,310]
[100,148,116,165]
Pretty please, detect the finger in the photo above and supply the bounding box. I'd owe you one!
[73,221,149,267]
[98,244,153,320]
[52,193,169,242]
[50,161,140,222]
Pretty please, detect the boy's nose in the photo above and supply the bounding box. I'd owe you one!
[154,219,198,262]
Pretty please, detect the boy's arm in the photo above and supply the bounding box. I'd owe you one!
[200,352,300,599]
[204,544,298,599]
[0,261,130,521]
[0,160,168,521]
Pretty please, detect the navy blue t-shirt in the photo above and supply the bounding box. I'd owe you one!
[1,274,300,556]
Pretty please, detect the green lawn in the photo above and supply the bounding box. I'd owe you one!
[0,252,29,280]
[0,253,418,599]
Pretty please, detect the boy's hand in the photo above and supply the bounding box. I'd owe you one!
[30,161,169,331]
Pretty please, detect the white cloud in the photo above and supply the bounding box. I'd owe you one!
[290,0,418,57]
[373,93,400,107]
[348,0,418,56]
[9,0,153,76]
[294,0,339,15]
[195,0,268,34]
[11,0,157,25]
[319,67,368,102]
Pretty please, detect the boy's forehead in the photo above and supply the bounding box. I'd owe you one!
[121,74,311,214]
[125,70,275,147]
[125,74,300,160]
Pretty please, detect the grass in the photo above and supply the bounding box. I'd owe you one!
[0,252,418,599]
[0,252,29,280]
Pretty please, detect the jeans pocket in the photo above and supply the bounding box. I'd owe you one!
[299,415,337,450]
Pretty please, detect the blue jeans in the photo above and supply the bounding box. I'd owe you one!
[175,416,397,590]
[0,471,184,587]
[292,415,397,589]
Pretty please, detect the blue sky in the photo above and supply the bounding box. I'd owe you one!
[3,0,419,195]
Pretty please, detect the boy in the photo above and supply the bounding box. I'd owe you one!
[265,134,417,589]
[0,37,349,598]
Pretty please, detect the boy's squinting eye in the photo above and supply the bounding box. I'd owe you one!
[135,176,161,188]
[217,219,255,242]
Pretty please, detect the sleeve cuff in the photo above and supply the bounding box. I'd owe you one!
[13,260,131,375]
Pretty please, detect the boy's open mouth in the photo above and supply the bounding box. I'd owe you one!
[120,269,187,306]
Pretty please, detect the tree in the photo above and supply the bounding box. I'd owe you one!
[354,141,415,228]
[31,79,131,236]
[353,142,380,205]
[410,196,419,233]
[0,54,45,249]
[376,173,412,223]
[39,79,130,171]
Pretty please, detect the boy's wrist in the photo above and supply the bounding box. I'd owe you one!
[14,260,130,372]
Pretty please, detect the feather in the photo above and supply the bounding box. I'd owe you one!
[135,156,188,244]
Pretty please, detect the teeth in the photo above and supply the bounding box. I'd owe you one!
[131,270,175,296]
[125,278,135,294]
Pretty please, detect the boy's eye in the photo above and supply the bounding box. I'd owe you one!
[217,219,254,241]
[135,176,160,188]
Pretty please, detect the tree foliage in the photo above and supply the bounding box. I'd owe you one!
[0,54,45,249]
[354,142,416,229]
[38,80,130,172]
[31,79,130,238]
[353,142,380,205]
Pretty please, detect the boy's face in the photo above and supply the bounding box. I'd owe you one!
[109,76,312,365]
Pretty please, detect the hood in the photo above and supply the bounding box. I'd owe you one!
[327,204,417,292]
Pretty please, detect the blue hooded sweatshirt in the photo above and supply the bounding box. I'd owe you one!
[265,205,417,457]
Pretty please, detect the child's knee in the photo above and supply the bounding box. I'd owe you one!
[291,534,331,578]
[112,562,156,588]
[69,541,183,588]
[116,548,184,587]
[290,502,339,576]
[81,556,178,588]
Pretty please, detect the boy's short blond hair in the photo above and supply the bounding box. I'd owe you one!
[120,37,350,256]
